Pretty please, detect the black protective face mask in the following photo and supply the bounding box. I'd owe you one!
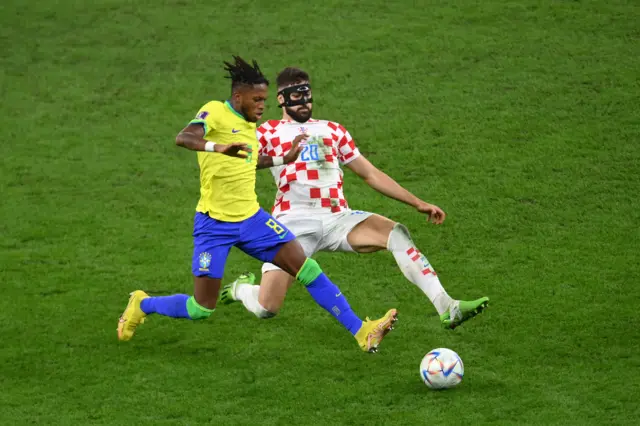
[277,83,313,108]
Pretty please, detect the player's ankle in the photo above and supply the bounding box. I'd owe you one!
[235,283,255,301]
[433,293,453,316]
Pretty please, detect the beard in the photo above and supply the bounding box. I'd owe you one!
[285,105,312,123]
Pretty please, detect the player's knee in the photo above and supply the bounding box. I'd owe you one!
[393,222,411,238]
[186,296,215,320]
[255,305,277,319]
[387,222,414,250]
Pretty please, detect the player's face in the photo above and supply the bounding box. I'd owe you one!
[283,94,313,123]
[240,84,268,122]
[279,82,313,123]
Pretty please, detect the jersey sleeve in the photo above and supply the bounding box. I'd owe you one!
[189,103,218,139]
[256,123,271,156]
[336,124,360,165]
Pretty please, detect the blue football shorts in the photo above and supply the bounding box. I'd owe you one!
[191,208,295,279]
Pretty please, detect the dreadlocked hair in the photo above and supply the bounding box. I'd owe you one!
[276,67,310,89]
[223,56,269,90]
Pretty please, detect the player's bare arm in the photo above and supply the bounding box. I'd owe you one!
[176,123,251,159]
[256,133,308,169]
[346,155,446,225]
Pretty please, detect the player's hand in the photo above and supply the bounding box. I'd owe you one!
[416,201,446,225]
[284,133,309,164]
[215,142,252,159]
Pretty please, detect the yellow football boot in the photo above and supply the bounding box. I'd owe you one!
[354,309,398,353]
[117,290,149,341]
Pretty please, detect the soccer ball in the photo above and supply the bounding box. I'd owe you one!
[420,348,464,390]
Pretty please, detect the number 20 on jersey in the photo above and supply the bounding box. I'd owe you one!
[300,144,319,162]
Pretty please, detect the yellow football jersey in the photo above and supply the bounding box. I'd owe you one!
[189,100,260,222]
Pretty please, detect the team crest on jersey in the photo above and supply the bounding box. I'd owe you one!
[198,252,212,271]
[197,111,209,119]
[298,126,308,134]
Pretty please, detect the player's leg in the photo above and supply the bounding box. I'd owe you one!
[342,212,396,253]
[137,275,223,319]
[221,268,294,318]
[345,213,488,329]
[221,215,319,317]
[117,213,235,341]
[270,239,363,336]
[140,221,232,317]
[257,270,295,313]
[254,218,317,314]
[270,239,397,352]
[235,211,361,328]
[346,213,454,312]
[236,209,397,352]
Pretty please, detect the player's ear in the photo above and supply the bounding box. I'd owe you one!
[277,93,284,106]
[231,90,242,103]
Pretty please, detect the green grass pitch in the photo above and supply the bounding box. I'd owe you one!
[1,0,639,424]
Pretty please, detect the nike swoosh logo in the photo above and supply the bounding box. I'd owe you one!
[335,292,342,297]
[278,231,289,240]
[232,129,240,133]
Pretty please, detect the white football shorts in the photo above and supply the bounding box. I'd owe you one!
[261,209,373,274]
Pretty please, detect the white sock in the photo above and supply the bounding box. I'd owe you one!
[235,283,275,319]
[387,224,454,315]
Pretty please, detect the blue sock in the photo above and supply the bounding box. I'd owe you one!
[304,273,363,335]
[141,294,191,319]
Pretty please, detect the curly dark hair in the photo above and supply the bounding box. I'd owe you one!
[223,55,269,90]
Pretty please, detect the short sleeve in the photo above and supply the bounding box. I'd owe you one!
[256,123,271,156]
[189,104,217,138]
[336,125,360,165]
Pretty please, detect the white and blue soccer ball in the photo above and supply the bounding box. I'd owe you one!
[420,348,464,390]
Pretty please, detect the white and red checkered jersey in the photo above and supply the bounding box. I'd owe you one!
[256,119,361,217]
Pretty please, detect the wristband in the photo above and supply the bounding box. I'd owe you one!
[272,157,284,166]
[204,141,216,152]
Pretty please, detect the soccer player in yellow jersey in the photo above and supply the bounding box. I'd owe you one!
[117,56,397,353]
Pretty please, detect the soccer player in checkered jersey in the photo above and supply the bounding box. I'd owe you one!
[220,66,489,329]
[117,57,398,353]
